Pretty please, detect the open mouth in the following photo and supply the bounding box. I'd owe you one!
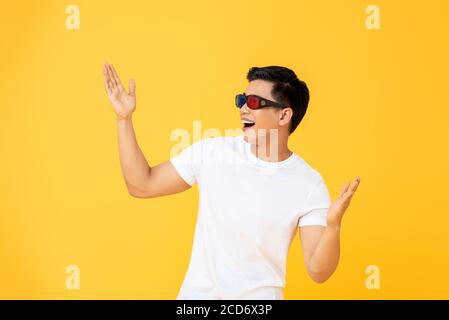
[242,120,255,129]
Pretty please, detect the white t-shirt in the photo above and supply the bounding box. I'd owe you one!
[170,135,331,299]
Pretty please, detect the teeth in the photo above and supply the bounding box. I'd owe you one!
[242,120,255,124]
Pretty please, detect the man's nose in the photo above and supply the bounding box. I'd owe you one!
[239,103,251,114]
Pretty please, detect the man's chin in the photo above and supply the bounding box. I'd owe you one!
[243,128,257,144]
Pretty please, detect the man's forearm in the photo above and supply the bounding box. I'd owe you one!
[308,224,341,283]
[117,117,151,192]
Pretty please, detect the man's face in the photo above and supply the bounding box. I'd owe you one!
[240,79,284,144]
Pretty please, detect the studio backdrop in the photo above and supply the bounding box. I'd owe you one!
[0,0,448,299]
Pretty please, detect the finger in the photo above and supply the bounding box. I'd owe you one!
[129,79,136,97]
[107,64,117,86]
[341,195,355,211]
[110,64,123,88]
[343,178,361,201]
[103,65,112,94]
[106,78,114,94]
[103,65,112,93]
[338,182,350,197]
[349,176,361,193]
[106,64,116,89]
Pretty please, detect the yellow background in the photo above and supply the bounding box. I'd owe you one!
[1,0,448,299]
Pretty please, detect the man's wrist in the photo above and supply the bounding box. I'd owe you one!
[116,114,133,122]
[326,221,342,233]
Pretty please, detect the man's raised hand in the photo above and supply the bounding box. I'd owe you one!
[326,176,361,228]
[103,63,136,120]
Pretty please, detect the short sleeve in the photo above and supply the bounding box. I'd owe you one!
[298,178,331,227]
[169,139,207,186]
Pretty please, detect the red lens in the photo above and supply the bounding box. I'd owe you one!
[247,95,260,109]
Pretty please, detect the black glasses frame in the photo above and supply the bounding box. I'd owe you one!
[235,93,286,109]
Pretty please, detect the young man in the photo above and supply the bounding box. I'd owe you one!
[103,64,360,300]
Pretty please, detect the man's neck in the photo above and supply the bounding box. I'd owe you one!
[250,137,292,162]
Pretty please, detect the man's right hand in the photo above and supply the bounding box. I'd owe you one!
[103,63,136,120]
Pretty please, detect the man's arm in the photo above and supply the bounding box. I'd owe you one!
[299,225,340,283]
[299,177,361,283]
[117,118,191,198]
[104,63,191,198]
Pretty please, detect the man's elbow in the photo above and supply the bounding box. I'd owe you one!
[128,189,151,198]
[307,268,333,284]
[126,181,155,198]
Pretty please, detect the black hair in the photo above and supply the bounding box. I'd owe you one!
[246,66,310,134]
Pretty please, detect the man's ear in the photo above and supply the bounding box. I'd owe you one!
[279,107,293,126]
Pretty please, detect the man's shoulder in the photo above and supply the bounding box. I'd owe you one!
[293,154,325,183]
